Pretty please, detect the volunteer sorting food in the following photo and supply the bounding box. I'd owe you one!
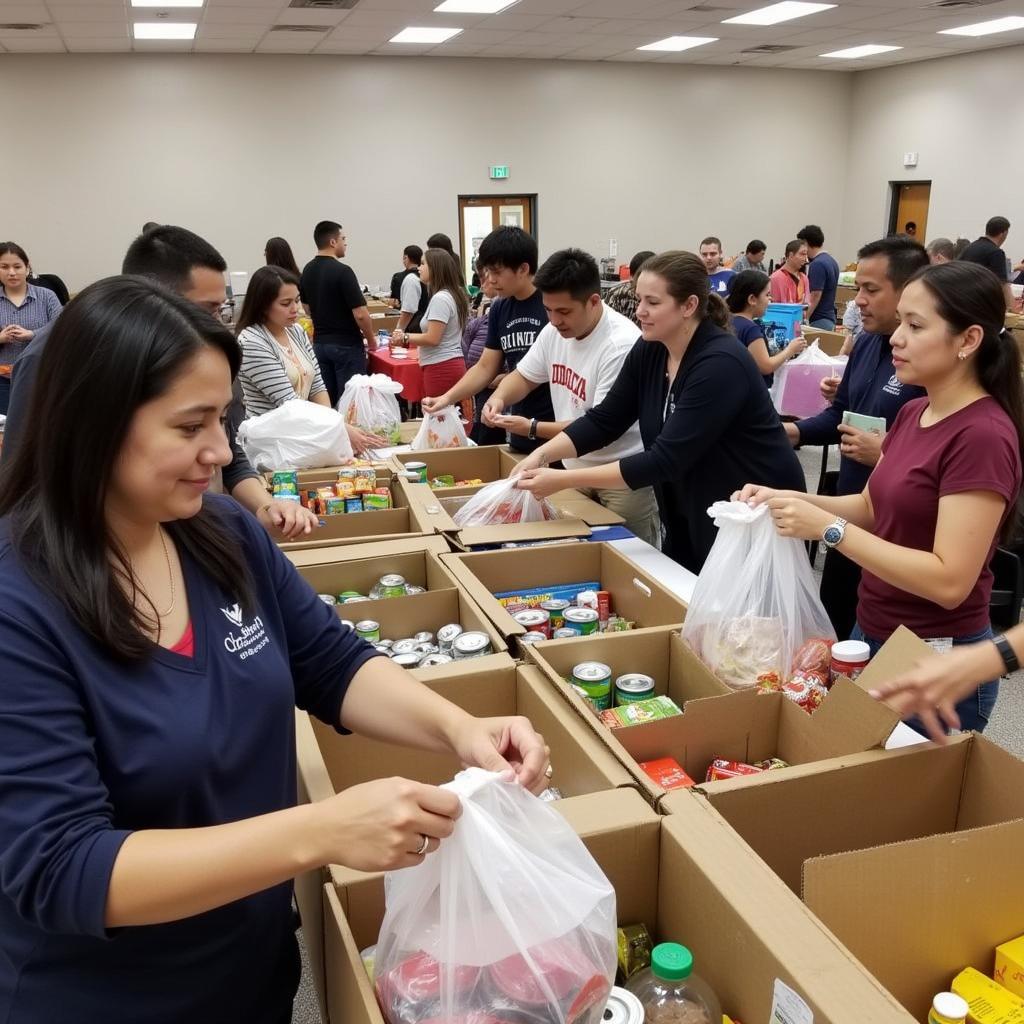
[0,276,550,1024]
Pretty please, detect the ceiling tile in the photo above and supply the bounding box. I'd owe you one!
[202,7,277,25]
[274,9,349,27]
[65,37,132,51]
[2,35,64,50]
[197,23,265,39]
[45,4,124,21]
[193,39,255,51]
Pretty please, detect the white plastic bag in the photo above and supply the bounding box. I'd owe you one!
[338,373,404,446]
[412,408,471,450]
[770,341,847,419]
[453,478,558,527]
[681,501,835,691]
[374,769,617,1024]
[237,401,354,472]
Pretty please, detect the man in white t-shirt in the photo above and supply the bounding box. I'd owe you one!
[482,248,661,547]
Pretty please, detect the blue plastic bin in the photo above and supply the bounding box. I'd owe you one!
[761,303,804,350]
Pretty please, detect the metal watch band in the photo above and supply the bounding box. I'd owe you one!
[993,633,1020,674]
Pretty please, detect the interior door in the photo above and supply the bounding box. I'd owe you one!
[891,182,931,241]
[458,195,536,282]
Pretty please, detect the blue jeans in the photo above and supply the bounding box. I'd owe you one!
[851,623,1000,736]
[810,317,837,330]
[313,341,367,408]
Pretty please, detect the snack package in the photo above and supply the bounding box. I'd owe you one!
[412,409,471,450]
[374,769,616,1024]
[770,342,847,419]
[681,502,835,691]
[452,478,558,528]
[237,402,354,472]
[337,373,403,445]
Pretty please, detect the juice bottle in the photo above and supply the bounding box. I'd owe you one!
[929,992,969,1024]
[625,943,721,1024]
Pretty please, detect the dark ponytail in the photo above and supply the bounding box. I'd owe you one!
[706,293,731,330]
[640,250,730,329]
[912,261,1024,540]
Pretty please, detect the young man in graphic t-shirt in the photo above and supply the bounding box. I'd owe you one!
[481,248,661,546]
[421,226,553,454]
[699,236,735,296]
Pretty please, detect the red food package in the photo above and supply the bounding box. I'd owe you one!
[790,637,833,685]
[705,758,765,782]
[639,757,696,791]
[782,673,829,714]
[756,670,783,693]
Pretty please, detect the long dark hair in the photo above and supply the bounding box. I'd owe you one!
[235,265,301,336]
[264,236,301,277]
[423,248,469,332]
[0,241,30,271]
[912,261,1024,539]
[0,275,255,661]
[727,270,770,314]
[639,250,731,330]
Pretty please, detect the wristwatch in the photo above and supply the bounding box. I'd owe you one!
[822,517,847,549]
[529,418,538,441]
[993,633,1020,673]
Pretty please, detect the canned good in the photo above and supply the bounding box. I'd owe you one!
[513,608,551,638]
[553,628,578,640]
[489,939,607,1013]
[376,952,480,1024]
[830,639,871,686]
[379,574,407,599]
[596,590,611,623]
[391,639,420,657]
[539,599,571,630]
[615,673,656,706]
[377,639,394,649]
[373,644,392,655]
[577,590,599,613]
[452,631,493,660]
[413,631,435,645]
[563,607,600,636]
[318,594,337,606]
[343,595,370,604]
[391,652,423,669]
[520,631,549,646]
[355,620,381,643]
[416,644,440,656]
[418,653,454,668]
[571,662,613,711]
[344,496,363,514]
[338,590,363,602]
[605,986,645,1024]
[538,787,564,803]
[405,585,426,596]
[437,623,463,652]
[405,461,428,483]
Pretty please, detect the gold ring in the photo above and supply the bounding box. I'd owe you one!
[415,834,429,856]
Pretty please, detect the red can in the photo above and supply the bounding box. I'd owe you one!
[376,952,482,1024]
[596,591,611,624]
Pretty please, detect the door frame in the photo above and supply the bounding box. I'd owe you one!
[886,180,931,237]
[457,193,539,275]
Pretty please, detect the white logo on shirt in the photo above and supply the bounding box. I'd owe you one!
[221,604,245,627]
[221,607,270,661]
[883,374,903,397]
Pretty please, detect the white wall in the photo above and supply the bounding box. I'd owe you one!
[842,44,1023,256]
[6,54,854,292]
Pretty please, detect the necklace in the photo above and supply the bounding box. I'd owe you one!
[153,529,176,618]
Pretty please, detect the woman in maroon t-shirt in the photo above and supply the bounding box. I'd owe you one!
[738,262,1024,736]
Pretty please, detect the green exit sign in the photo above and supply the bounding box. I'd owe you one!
[489,165,509,180]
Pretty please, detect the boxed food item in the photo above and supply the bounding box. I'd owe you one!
[639,758,695,792]
[599,695,683,729]
[953,969,1024,1024]
[996,936,1024,1000]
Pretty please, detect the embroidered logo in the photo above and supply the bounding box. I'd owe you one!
[221,604,245,628]
[882,374,903,397]
[221,606,270,660]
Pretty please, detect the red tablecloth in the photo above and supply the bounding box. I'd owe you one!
[369,347,424,403]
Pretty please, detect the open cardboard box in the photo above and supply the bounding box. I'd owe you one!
[526,625,898,807]
[284,535,453,592]
[683,732,1024,1022]
[264,464,393,490]
[325,787,913,1024]
[440,543,687,641]
[389,445,520,484]
[802,327,846,356]
[295,663,635,1021]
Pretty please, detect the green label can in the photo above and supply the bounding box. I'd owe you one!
[355,620,381,643]
[540,599,571,631]
[615,673,656,706]
[563,607,600,636]
[571,661,612,711]
[379,574,407,598]
[406,461,428,483]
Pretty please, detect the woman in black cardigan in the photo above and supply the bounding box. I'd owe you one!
[515,250,805,572]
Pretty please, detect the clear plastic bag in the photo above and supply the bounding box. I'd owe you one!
[374,769,617,1024]
[412,409,471,450]
[338,373,404,446]
[770,341,847,419]
[453,478,558,528]
[237,401,354,472]
[681,501,836,691]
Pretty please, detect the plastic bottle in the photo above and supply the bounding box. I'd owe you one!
[928,992,969,1024]
[625,943,722,1024]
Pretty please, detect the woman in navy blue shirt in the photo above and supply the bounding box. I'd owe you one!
[726,269,807,386]
[0,277,549,1024]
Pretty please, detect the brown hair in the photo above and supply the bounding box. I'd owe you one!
[423,248,469,332]
[639,251,731,331]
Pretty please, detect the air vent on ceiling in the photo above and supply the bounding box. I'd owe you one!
[269,24,330,32]
[921,0,1001,8]
[0,23,47,31]
[741,43,799,53]
[289,0,360,9]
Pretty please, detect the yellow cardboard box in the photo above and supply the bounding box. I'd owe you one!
[953,968,1024,1024]
[996,936,1024,1000]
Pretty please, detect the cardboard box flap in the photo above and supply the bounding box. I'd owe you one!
[284,533,451,569]
[957,732,1024,830]
[324,883,378,1024]
[854,625,936,692]
[803,818,1024,1022]
[456,519,592,547]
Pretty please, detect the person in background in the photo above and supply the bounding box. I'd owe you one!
[797,224,841,329]
[421,226,554,456]
[0,243,62,415]
[299,220,377,407]
[0,275,550,1023]
[732,240,768,275]
[426,232,465,284]
[842,296,864,349]
[391,248,470,407]
[727,270,806,387]
[783,236,930,640]
[961,216,1014,309]
[604,249,655,327]
[903,221,917,238]
[462,264,505,445]
[739,261,1023,738]
[699,236,735,296]
[512,251,805,572]
[263,237,301,278]
[769,239,810,310]
[4,226,317,540]
[927,237,956,264]
[482,248,660,547]
[954,237,971,259]
[395,246,429,334]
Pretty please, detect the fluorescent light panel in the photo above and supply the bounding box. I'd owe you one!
[433,0,519,12]
[131,0,203,7]
[390,26,463,43]
[637,35,717,51]
[724,2,834,26]
[820,43,902,58]
[939,16,1024,36]
[133,22,197,39]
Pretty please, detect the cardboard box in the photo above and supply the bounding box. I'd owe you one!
[526,626,897,807]
[996,935,1024,1000]
[325,787,912,1024]
[835,284,857,312]
[295,662,635,1019]
[802,327,846,356]
[440,543,687,641]
[688,733,1024,1022]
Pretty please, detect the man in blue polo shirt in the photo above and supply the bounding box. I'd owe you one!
[785,236,929,639]
[797,224,841,329]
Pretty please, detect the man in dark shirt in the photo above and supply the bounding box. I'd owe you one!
[961,216,1013,309]
[797,224,841,328]
[299,220,377,406]
[785,236,929,639]
[421,226,554,454]
[389,244,422,305]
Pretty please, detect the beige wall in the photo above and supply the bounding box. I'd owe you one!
[7,54,854,292]
[842,44,1023,259]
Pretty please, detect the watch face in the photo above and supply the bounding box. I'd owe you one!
[824,526,843,546]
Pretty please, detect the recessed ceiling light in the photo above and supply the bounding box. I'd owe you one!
[433,0,519,12]
[133,22,197,39]
[820,43,902,58]
[637,35,717,51]
[131,0,203,7]
[390,26,463,43]
[724,2,834,26]
[939,15,1024,36]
